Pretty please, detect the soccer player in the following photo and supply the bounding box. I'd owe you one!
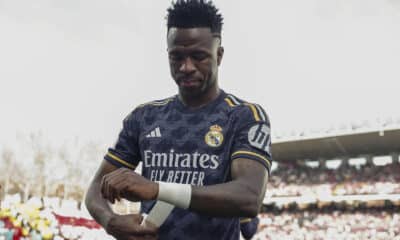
[85,0,272,239]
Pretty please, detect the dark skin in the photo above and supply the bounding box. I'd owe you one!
[86,27,269,238]
[85,161,158,240]
[101,158,268,217]
[167,28,223,108]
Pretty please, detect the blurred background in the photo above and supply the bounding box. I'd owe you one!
[1,0,400,239]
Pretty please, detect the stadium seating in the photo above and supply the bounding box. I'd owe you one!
[268,162,400,197]
[255,208,400,240]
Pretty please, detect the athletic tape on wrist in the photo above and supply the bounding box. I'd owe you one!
[157,182,192,209]
[140,202,174,228]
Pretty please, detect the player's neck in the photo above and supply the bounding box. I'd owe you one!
[179,86,220,109]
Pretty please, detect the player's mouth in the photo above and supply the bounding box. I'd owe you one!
[180,78,201,88]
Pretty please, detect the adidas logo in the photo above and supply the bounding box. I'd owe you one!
[146,127,162,138]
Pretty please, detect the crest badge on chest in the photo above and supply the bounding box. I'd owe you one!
[205,124,224,147]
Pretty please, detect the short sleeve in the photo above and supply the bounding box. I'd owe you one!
[231,103,273,174]
[240,217,260,240]
[104,109,142,169]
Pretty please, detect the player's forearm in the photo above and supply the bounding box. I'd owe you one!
[187,159,268,217]
[153,160,268,217]
[85,180,116,228]
[189,180,265,218]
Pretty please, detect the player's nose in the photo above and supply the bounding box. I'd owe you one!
[179,57,196,73]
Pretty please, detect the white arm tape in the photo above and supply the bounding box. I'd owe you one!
[141,201,174,227]
[157,182,192,209]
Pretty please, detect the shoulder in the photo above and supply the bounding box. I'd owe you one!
[223,93,270,124]
[136,96,176,109]
[123,96,176,123]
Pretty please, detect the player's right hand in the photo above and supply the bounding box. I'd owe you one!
[101,168,158,203]
[105,213,158,240]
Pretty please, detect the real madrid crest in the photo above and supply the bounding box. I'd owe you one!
[205,124,224,147]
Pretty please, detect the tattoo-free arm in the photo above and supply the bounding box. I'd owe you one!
[85,160,120,228]
[189,158,268,218]
[86,161,159,239]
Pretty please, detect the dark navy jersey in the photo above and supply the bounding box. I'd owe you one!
[240,217,260,240]
[104,90,272,240]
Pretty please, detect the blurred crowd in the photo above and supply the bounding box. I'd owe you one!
[255,207,400,240]
[268,162,400,197]
[0,196,111,240]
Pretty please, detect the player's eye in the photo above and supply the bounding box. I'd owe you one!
[191,52,209,61]
[169,53,184,62]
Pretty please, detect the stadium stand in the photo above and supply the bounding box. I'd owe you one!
[254,117,400,240]
[268,160,400,197]
[256,207,400,240]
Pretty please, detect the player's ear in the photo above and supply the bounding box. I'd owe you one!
[217,46,224,66]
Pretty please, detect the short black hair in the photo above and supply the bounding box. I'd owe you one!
[166,0,223,36]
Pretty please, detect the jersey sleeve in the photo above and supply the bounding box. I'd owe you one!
[104,108,142,169]
[231,103,273,174]
[240,217,260,240]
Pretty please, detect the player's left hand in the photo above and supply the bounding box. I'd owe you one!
[105,213,158,240]
[101,168,158,203]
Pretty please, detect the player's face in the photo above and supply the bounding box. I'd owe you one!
[167,27,223,98]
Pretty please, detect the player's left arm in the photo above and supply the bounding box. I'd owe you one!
[189,158,268,217]
[188,104,272,217]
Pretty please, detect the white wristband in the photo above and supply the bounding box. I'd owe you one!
[157,182,192,209]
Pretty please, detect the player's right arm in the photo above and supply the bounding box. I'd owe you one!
[86,160,157,239]
[85,109,157,239]
[85,160,119,228]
